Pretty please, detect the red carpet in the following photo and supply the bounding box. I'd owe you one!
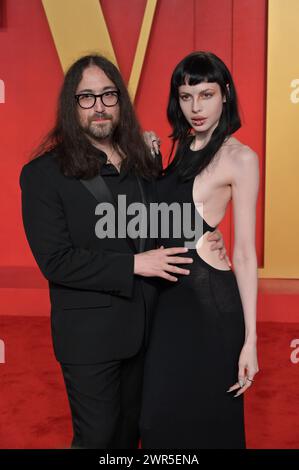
[1,314,299,449]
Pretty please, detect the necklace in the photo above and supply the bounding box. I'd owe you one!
[106,147,122,169]
[106,147,115,164]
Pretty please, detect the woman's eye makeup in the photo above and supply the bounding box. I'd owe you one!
[179,91,214,100]
[179,94,191,101]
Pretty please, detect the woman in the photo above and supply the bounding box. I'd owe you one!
[140,51,259,449]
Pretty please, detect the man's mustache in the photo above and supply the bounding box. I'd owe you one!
[89,113,113,122]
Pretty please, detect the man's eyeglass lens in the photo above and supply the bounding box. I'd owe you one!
[76,92,119,109]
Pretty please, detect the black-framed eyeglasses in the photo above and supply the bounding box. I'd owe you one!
[75,90,120,109]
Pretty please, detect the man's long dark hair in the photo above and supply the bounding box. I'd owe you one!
[33,55,158,180]
[166,51,241,180]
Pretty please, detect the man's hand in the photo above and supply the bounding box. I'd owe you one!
[207,228,231,267]
[134,246,193,282]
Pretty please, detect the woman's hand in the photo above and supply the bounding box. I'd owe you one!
[134,246,193,282]
[207,228,231,267]
[143,130,161,156]
[227,341,259,397]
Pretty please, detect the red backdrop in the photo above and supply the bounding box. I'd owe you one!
[0,0,267,307]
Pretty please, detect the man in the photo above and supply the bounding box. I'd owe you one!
[20,55,227,449]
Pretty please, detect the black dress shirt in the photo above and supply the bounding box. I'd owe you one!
[96,148,142,252]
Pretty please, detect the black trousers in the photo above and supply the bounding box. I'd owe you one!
[60,341,146,449]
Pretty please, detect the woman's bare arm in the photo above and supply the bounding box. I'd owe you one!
[228,145,260,395]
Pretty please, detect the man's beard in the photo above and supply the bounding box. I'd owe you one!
[83,113,117,141]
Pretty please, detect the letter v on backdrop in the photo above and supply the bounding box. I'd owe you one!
[42,0,157,101]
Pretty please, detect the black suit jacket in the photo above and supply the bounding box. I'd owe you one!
[20,149,159,364]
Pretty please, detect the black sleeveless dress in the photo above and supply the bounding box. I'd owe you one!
[140,155,246,449]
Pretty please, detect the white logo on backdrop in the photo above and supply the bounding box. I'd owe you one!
[290,79,299,104]
[0,339,5,363]
[0,79,5,103]
[290,338,299,364]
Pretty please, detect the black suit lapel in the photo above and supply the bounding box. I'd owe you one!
[80,174,138,254]
[80,174,115,205]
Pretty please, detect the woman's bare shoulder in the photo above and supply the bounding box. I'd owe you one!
[221,136,258,168]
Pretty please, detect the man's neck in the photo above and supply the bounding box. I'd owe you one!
[87,136,123,171]
[88,136,113,155]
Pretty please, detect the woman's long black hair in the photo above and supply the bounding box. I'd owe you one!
[32,55,158,180]
[166,51,241,180]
